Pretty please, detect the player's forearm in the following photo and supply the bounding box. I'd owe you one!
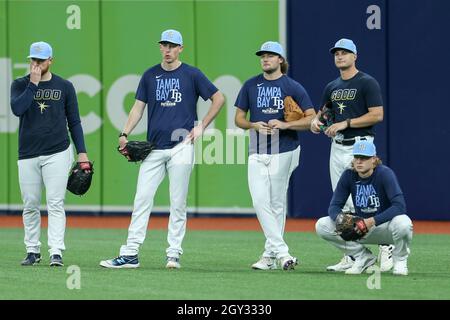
[200,91,225,129]
[348,107,383,128]
[122,102,145,135]
[286,110,317,131]
[10,82,38,116]
[235,116,255,130]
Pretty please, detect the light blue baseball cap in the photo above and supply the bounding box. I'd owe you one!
[27,41,53,59]
[330,38,357,54]
[353,140,376,157]
[159,29,183,46]
[256,41,285,58]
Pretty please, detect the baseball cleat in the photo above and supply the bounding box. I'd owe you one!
[166,257,181,269]
[99,255,140,268]
[393,259,408,276]
[326,255,355,272]
[49,254,64,267]
[378,244,394,272]
[280,256,298,270]
[251,256,277,270]
[21,253,41,266]
[345,250,377,274]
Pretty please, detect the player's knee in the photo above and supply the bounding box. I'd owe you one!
[315,217,333,238]
[390,215,413,238]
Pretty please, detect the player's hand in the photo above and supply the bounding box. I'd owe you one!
[118,136,130,160]
[30,63,42,85]
[268,119,288,130]
[76,153,92,173]
[310,117,323,134]
[186,123,204,143]
[252,122,273,135]
[325,121,347,137]
[363,217,376,230]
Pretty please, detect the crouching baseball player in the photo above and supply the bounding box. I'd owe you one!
[315,140,413,275]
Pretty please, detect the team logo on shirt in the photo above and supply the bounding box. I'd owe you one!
[33,89,61,114]
[37,102,50,114]
[257,86,283,113]
[356,184,380,213]
[156,78,182,107]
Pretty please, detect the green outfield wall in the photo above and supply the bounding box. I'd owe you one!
[0,0,280,214]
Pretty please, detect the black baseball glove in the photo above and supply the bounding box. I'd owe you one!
[318,102,335,131]
[118,141,155,162]
[67,161,94,196]
[335,212,369,241]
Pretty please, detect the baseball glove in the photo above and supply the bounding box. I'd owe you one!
[318,102,335,131]
[118,140,155,162]
[283,96,304,122]
[335,212,369,241]
[67,161,94,196]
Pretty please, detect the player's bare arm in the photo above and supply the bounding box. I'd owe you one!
[347,106,383,128]
[186,91,225,142]
[270,108,316,130]
[234,108,273,135]
[119,99,146,149]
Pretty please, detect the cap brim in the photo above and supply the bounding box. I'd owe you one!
[329,47,355,54]
[159,41,182,46]
[255,50,283,57]
[27,55,51,59]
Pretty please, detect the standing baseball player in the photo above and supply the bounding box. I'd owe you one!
[315,140,412,275]
[100,29,224,269]
[10,41,91,267]
[310,38,393,272]
[235,41,316,270]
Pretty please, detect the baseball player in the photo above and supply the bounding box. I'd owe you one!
[315,140,412,275]
[234,41,316,270]
[10,41,91,267]
[100,29,224,269]
[310,38,393,272]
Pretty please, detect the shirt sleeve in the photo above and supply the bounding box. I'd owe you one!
[373,168,407,225]
[320,83,332,109]
[364,77,383,107]
[194,69,218,101]
[328,170,353,220]
[65,81,87,154]
[234,81,250,112]
[135,74,148,103]
[10,79,38,116]
[292,82,314,111]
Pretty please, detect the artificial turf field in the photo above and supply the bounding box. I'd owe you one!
[1,227,450,300]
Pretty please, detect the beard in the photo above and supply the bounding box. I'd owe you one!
[263,66,279,74]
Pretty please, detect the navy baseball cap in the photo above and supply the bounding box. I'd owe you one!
[27,41,53,59]
[256,41,285,58]
[159,29,183,46]
[353,140,376,157]
[330,38,357,54]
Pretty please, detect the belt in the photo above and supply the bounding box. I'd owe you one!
[334,137,368,146]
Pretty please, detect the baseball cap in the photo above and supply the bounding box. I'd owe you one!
[353,140,376,157]
[255,41,285,58]
[159,29,183,46]
[27,41,53,59]
[329,38,357,54]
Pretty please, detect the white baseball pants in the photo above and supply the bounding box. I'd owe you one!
[329,136,374,212]
[315,215,413,261]
[18,146,73,256]
[248,146,300,259]
[120,142,194,258]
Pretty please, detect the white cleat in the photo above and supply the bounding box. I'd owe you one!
[326,255,355,272]
[345,250,377,275]
[166,257,181,269]
[378,245,394,272]
[393,259,408,276]
[251,257,277,270]
[279,256,299,271]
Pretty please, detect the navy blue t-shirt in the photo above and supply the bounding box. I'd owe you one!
[321,71,383,139]
[10,74,86,159]
[328,165,407,226]
[135,63,218,149]
[235,74,313,154]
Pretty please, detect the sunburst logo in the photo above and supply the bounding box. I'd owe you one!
[337,102,347,114]
[38,102,49,114]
